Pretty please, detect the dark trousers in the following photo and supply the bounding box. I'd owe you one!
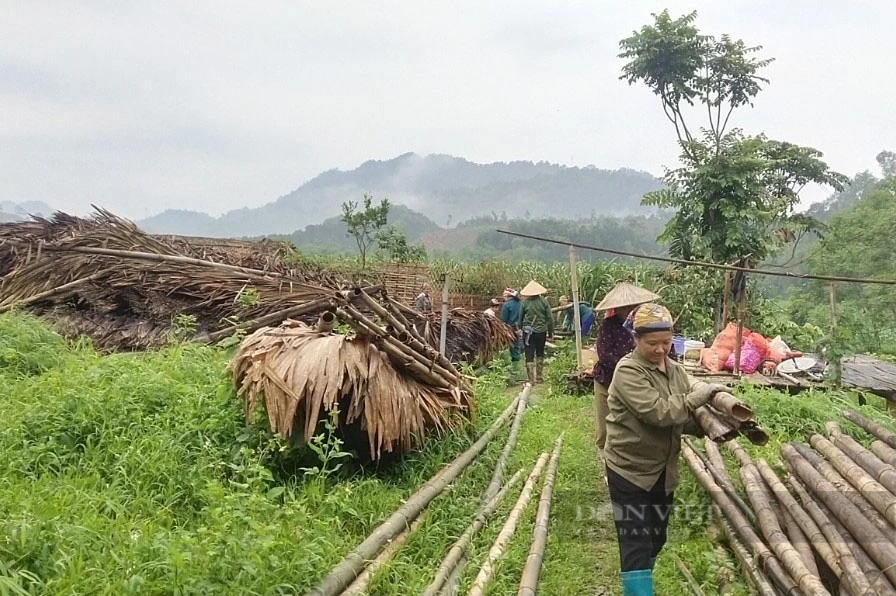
[524,331,547,362]
[606,467,673,572]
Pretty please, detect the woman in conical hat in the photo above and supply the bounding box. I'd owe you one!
[518,280,552,384]
[592,282,661,451]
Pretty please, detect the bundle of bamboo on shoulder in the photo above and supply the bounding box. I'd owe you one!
[693,388,769,446]
[685,407,896,596]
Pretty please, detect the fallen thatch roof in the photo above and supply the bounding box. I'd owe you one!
[411,309,516,365]
[231,320,472,458]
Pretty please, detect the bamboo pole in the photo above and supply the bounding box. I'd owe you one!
[0,271,109,312]
[685,438,756,525]
[709,504,778,596]
[315,311,336,333]
[758,461,872,595]
[205,297,338,342]
[782,473,892,596]
[358,289,460,379]
[306,394,522,596]
[808,434,896,529]
[492,229,896,286]
[422,468,526,596]
[781,443,896,587]
[828,282,838,330]
[872,441,896,468]
[725,442,830,595]
[482,385,530,506]
[721,271,731,327]
[439,273,449,356]
[779,507,818,579]
[569,246,583,370]
[843,409,896,450]
[694,406,739,442]
[681,443,799,595]
[518,435,564,596]
[341,514,426,595]
[711,392,753,422]
[468,453,550,596]
[831,432,896,496]
[674,554,706,596]
[792,442,896,542]
[807,492,896,596]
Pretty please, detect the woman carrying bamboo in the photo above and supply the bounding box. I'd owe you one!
[518,280,553,385]
[604,303,726,596]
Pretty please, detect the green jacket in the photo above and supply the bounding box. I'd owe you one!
[519,296,554,335]
[604,350,707,494]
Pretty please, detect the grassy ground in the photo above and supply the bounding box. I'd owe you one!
[4,311,896,595]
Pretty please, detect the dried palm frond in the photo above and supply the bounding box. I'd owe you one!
[230,320,472,458]
[411,309,515,365]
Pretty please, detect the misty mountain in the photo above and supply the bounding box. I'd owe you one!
[279,205,441,253]
[138,153,662,237]
[0,201,54,223]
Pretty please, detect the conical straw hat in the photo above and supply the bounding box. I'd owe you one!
[595,282,660,311]
[519,280,547,297]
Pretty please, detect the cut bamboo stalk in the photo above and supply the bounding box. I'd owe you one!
[793,442,896,542]
[781,443,896,587]
[758,460,871,596]
[809,434,896,529]
[711,392,753,422]
[843,409,896,450]
[787,475,896,596]
[831,432,896,496]
[780,507,819,579]
[422,468,526,596]
[0,270,109,312]
[709,503,778,596]
[872,441,896,469]
[674,554,706,596]
[682,443,799,595]
[518,435,564,596]
[315,311,336,333]
[482,385,530,506]
[341,514,426,595]
[685,438,756,525]
[205,295,338,343]
[726,442,830,595]
[695,406,739,442]
[468,453,550,596]
[359,289,460,378]
[306,394,522,596]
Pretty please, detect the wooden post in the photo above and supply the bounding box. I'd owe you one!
[733,284,747,376]
[828,282,838,330]
[569,245,583,370]
[439,273,450,356]
[721,271,731,328]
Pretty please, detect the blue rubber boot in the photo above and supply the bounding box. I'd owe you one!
[621,569,654,596]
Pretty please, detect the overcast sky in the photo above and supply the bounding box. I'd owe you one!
[2,1,894,220]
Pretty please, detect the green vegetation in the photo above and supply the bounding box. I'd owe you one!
[339,193,391,269]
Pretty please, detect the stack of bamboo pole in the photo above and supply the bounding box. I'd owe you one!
[684,407,896,595]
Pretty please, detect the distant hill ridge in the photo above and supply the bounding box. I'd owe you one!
[138,152,663,237]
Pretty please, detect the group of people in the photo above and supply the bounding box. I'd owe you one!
[418,279,728,594]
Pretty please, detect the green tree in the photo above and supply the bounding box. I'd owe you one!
[340,193,390,268]
[877,150,896,178]
[620,10,846,267]
[375,226,427,263]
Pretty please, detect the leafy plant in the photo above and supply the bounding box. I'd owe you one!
[340,193,391,269]
[300,407,353,480]
[169,313,198,341]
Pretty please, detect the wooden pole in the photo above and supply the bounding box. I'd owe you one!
[828,282,837,330]
[721,270,731,331]
[733,285,747,375]
[569,245,583,370]
[439,273,449,356]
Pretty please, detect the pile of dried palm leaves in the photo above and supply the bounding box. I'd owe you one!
[408,308,516,365]
[231,314,472,459]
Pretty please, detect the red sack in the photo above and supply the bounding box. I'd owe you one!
[701,347,732,372]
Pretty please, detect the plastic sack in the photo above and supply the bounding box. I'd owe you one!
[724,340,763,374]
[711,322,752,353]
[701,347,731,372]
[768,335,791,363]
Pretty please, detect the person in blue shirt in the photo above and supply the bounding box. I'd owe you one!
[500,288,522,366]
[559,296,597,337]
